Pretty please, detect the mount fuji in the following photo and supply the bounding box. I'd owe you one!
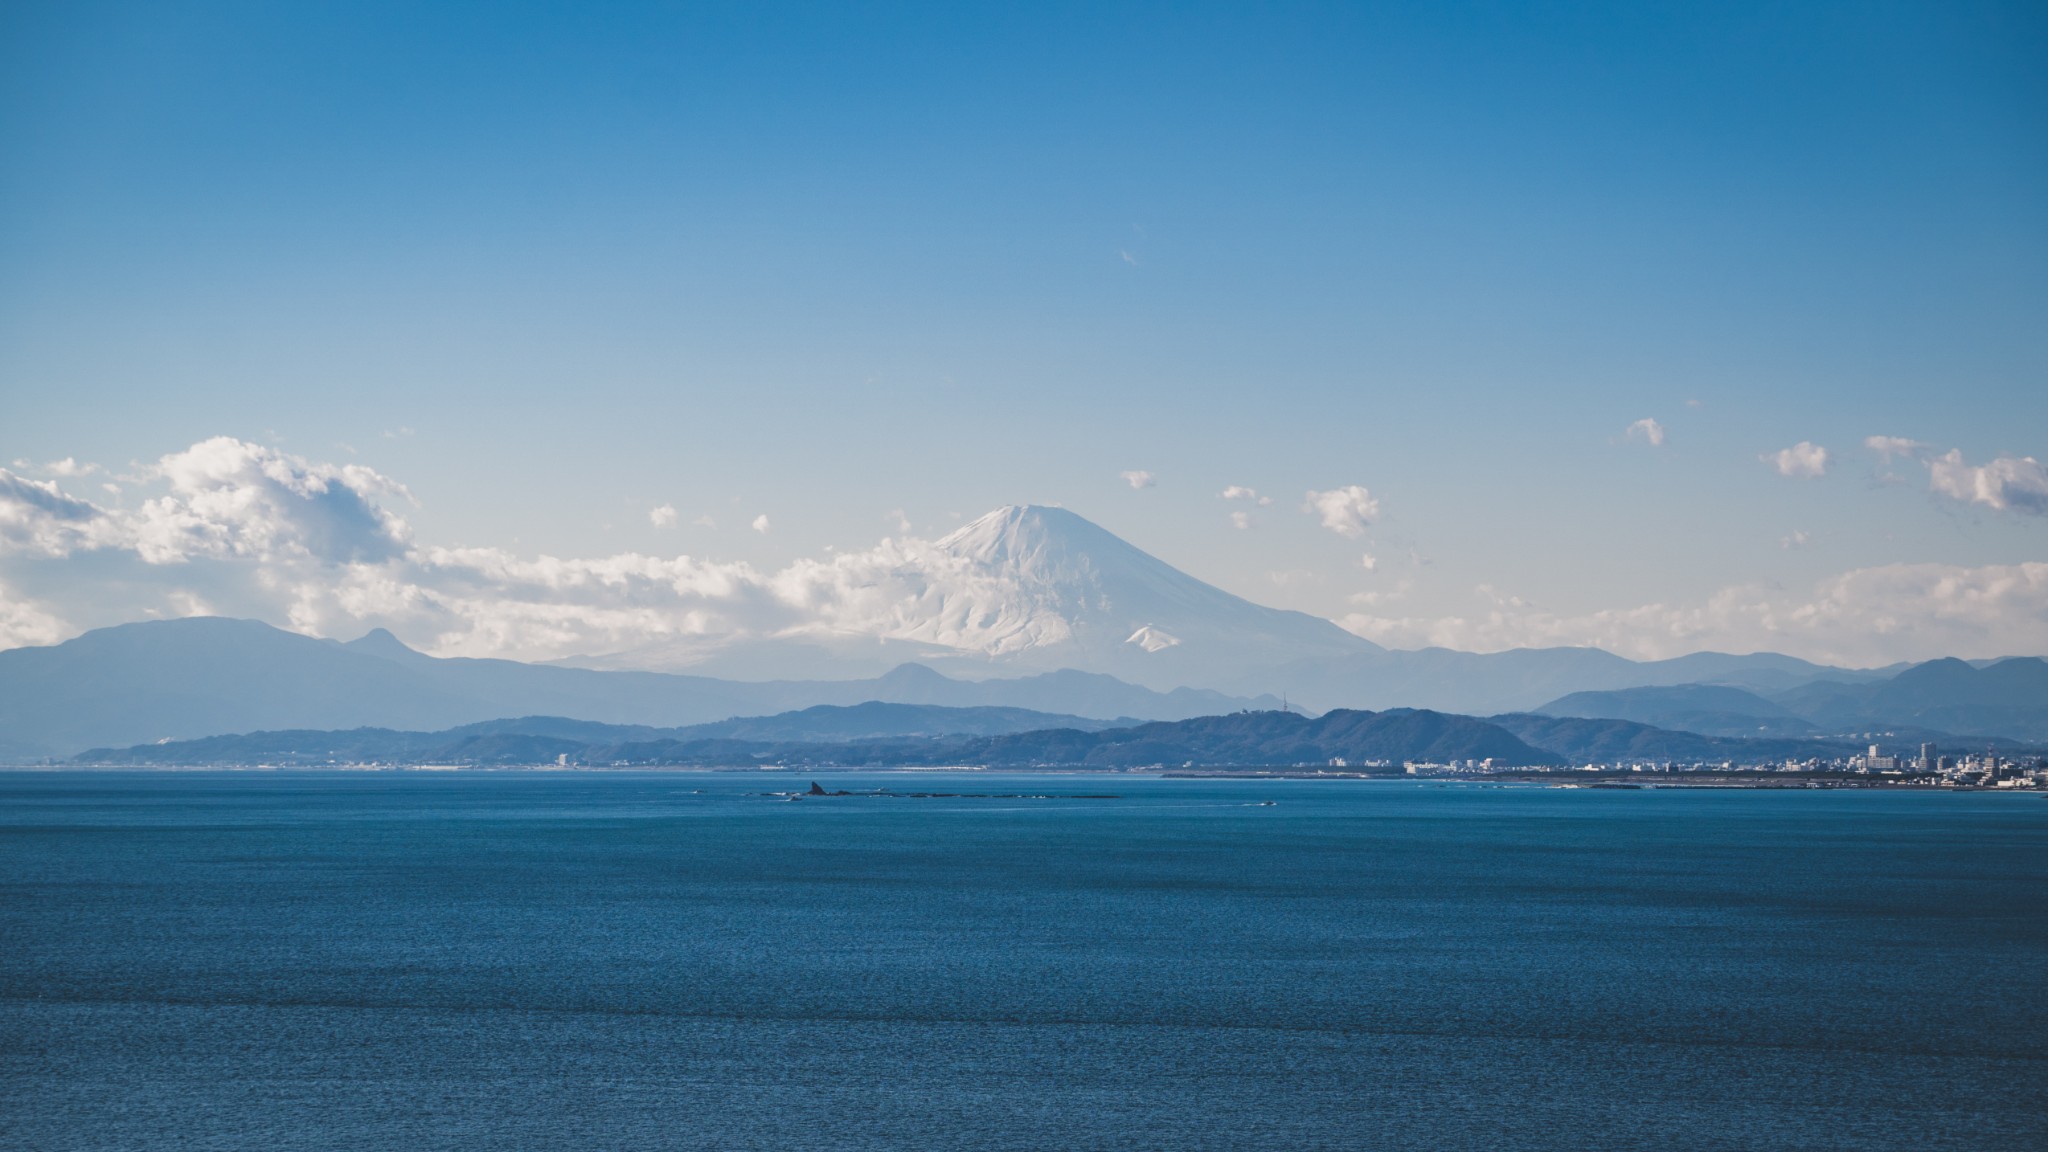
[572,505,1381,688]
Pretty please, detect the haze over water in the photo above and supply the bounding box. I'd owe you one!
[2,772,2042,1150]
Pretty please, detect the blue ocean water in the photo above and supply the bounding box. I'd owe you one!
[0,772,2043,1150]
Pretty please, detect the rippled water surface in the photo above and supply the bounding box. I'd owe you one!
[2,771,2044,1150]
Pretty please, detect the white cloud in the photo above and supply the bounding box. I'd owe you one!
[1859,436,2048,516]
[751,514,772,534]
[1865,435,1925,462]
[1780,529,1811,550]
[1229,510,1254,530]
[1304,486,1379,537]
[1360,553,1378,571]
[693,514,717,528]
[889,509,913,534]
[1927,451,2048,516]
[1338,561,2048,665]
[1626,418,1666,447]
[1220,486,1270,505]
[1119,470,1156,490]
[1767,441,1829,478]
[649,504,678,528]
[146,438,411,565]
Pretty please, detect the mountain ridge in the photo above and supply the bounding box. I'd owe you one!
[74,706,1564,769]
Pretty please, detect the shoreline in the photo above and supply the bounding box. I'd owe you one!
[4,762,2044,792]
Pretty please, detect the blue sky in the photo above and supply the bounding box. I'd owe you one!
[2,1,2044,663]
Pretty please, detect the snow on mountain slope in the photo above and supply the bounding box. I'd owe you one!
[584,505,1380,687]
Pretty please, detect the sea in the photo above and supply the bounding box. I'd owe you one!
[1,771,2043,1151]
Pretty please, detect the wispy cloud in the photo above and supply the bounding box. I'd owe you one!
[1864,435,1924,462]
[1220,486,1271,505]
[1119,470,1156,490]
[11,457,103,478]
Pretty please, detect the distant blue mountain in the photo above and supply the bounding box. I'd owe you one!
[1536,684,1822,738]
[1491,714,1861,763]
[1769,657,2048,742]
[1538,658,2048,744]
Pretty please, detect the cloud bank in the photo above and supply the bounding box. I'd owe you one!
[1337,562,2048,666]
[3,437,2043,667]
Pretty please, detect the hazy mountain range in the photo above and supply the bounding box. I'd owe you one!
[0,617,1271,760]
[1,505,2041,759]
[1538,657,2048,744]
[77,707,1564,770]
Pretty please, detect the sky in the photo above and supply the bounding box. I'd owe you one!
[2,0,2045,666]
